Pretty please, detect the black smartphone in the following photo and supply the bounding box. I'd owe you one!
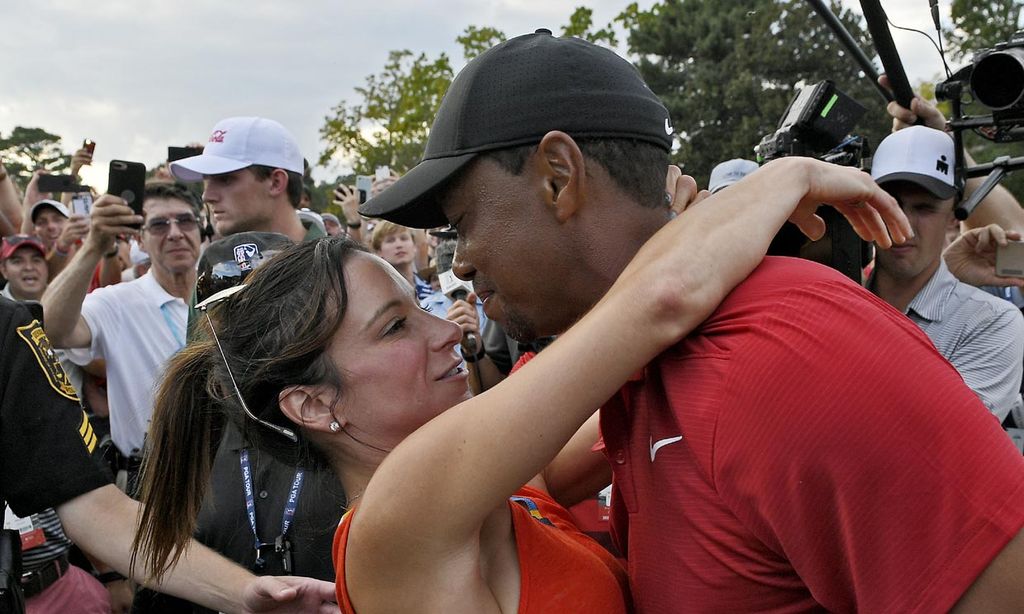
[107,160,147,226]
[38,174,89,193]
[167,146,203,163]
[83,139,96,155]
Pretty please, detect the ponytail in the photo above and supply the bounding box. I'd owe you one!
[132,341,224,582]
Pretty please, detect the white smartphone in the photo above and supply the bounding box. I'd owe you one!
[71,192,93,217]
[996,240,1024,278]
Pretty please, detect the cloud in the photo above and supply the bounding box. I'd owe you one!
[2,0,958,190]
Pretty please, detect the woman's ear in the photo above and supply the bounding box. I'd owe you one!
[278,385,341,434]
[534,130,587,223]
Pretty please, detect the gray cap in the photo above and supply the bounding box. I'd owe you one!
[708,159,759,194]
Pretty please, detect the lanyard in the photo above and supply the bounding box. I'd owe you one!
[239,448,305,549]
[159,303,185,350]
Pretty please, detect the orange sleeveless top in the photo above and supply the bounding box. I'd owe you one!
[332,485,631,612]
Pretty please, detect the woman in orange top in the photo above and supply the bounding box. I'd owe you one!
[131,163,906,613]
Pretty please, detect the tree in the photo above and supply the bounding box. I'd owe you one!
[562,7,618,46]
[319,25,519,177]
[617,0,891,189]
[945,0,1022,62]
[0,127,70,189]
[319,50,453,175]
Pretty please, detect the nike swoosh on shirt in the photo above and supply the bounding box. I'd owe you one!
[649,435,683,462]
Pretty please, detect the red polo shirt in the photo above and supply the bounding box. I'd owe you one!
[601,257,1024,612]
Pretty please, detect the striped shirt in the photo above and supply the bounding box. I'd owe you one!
[903,261,1024,422]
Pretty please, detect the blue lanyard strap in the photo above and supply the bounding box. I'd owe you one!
[239,448,305,549]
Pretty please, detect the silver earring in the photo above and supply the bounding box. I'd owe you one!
[329,421,341,433]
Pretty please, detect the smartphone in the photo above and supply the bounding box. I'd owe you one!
[107,160,147,226]
[374,166,391,182]
[83,139,96,155]
[38,174,88,193]
[71,192,93,217]
[167,145,204,163]
[996,241,1024,278]
[356,175,374,204]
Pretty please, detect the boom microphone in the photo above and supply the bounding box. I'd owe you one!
[859,0,918,112]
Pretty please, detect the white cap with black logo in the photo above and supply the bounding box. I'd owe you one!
[871,126,956,200]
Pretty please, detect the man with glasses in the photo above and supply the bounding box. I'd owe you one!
[41,182,201,494]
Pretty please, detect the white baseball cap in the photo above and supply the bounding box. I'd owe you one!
[871,126,956,200]
[170,117,304,182]
[708,159,759,194]
[29,199,70,223]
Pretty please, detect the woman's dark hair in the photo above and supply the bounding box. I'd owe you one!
[132,236,367,581]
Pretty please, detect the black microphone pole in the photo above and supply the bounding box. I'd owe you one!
[806,0,892,103]
[858,0,919,113]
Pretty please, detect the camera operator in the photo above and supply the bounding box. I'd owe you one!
[867,126,1024,423]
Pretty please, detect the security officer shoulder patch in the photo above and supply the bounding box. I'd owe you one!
[16,319,80,402]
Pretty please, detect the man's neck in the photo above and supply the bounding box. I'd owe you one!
[150,268,197,301]
[270,208,307,243]
[872,259,941,313]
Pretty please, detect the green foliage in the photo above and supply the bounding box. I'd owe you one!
[562,7,618,46]
[319,50,453,175]
[945,0,1022,62]
[0,126,70,189]
[620,0,892,189]
[457,26,506,61]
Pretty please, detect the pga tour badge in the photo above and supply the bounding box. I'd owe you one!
[233,243,260,272]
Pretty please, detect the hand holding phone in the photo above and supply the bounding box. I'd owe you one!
[996,240,1024,278]
[355,175,373,204]
[107,160,147,228]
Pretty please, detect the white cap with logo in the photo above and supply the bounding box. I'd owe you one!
[170,117,304,183]
[871,125,956,200]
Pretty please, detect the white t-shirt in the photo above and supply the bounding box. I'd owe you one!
[71,272,187,455]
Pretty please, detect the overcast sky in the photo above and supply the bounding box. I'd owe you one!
[0,0,959,190]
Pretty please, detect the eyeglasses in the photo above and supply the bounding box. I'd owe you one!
[196,286,298,443]
[144,214,198,235]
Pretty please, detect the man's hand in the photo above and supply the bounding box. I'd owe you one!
[333,185,361,227]
[665,165,710,216]
[70,147,94,178]
[55,213,90,253]
[84,195,142,255]
[879,75,947,132]
[23,170,53,209]
[106,578,133,614]
[446,293,481,340]
[240,576,338,614]
[944,223,1024,288]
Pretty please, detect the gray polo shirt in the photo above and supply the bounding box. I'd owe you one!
[903,260,1024,422]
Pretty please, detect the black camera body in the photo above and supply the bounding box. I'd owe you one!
[937,30,1024,143]
[755,80,872,283]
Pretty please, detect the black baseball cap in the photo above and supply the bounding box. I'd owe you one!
[196,232,294,304]
[359,29,674,229]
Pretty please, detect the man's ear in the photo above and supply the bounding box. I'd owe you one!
[534,131,586,223]
[267,168,290,199]
[278,385,341,434]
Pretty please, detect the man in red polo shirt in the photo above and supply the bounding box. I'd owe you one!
[362,31,1024,611]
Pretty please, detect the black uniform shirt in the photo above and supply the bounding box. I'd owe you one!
[0,298,110,516]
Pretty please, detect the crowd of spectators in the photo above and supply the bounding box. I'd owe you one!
[1,28,1023,614]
